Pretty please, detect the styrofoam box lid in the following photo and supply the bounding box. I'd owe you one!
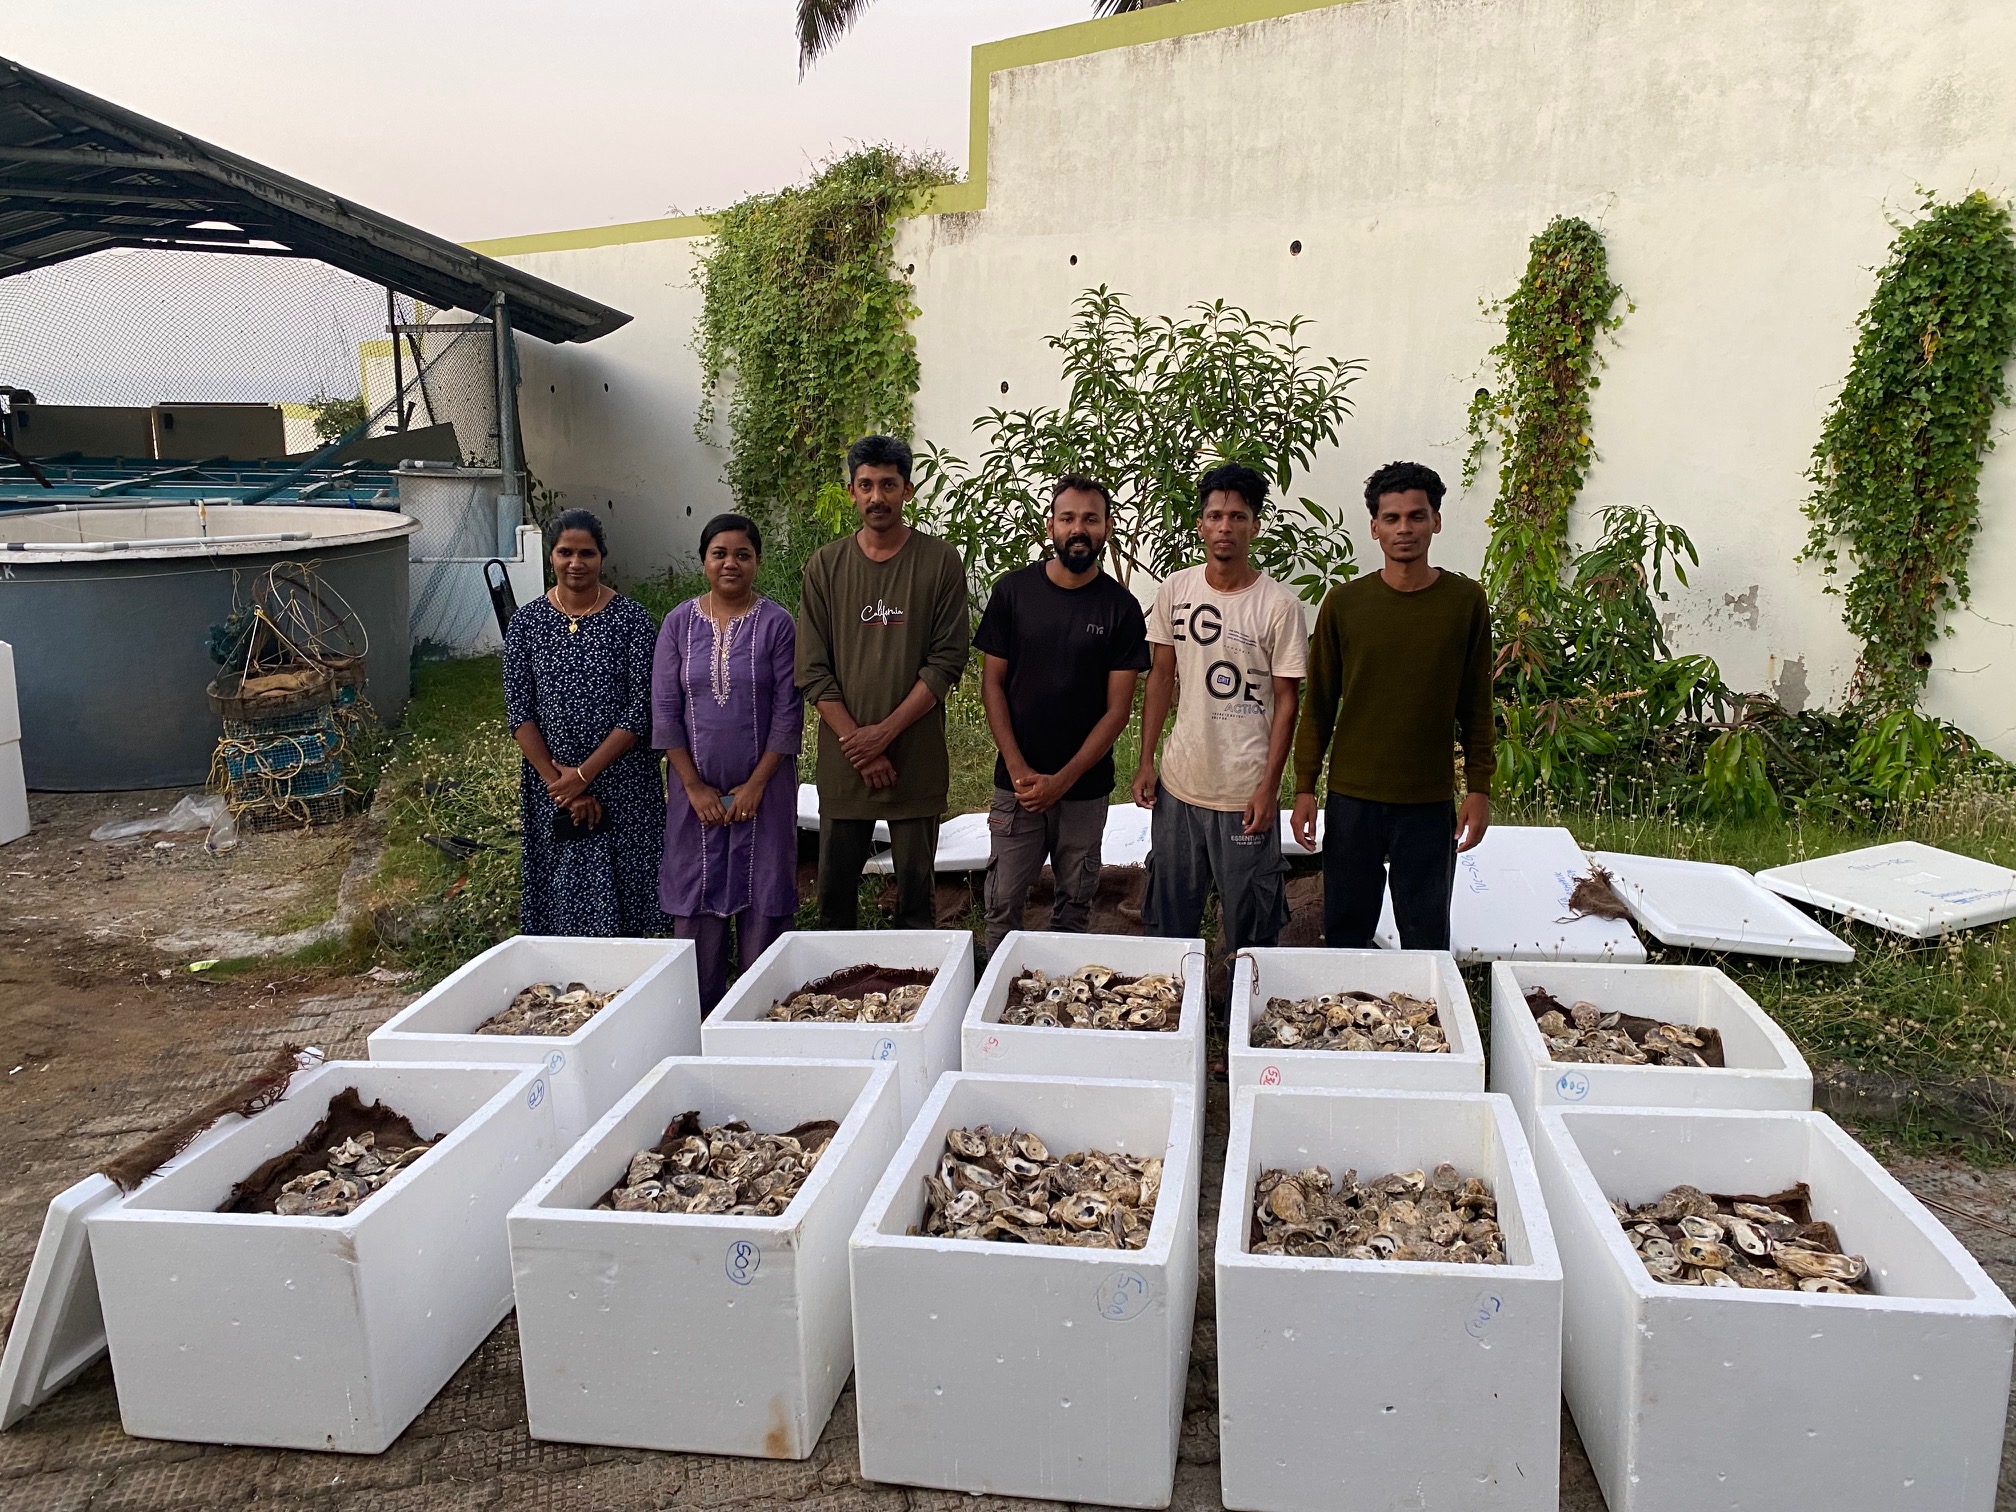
[370,934,692,1042]
[1221,1086,1561,1276]
[1231,947,1482,1063]
[854,1071,1196,1259]
[0,1049,325,1427]
[1096,803,1318,868]
[1376,825,1646,962]
[865,812,991,874]
[1538,1104,2014,1310]
[1592,850,1854,962]
[515,1056,895,1225]
[1754,840,2016,939]
[796,785,888,841]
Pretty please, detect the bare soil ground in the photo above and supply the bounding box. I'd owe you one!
[3,792,2014,1510]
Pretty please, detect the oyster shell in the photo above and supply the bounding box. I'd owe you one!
[765,964,938,1024]
[1000,966,1181,1033]
[914,1124,1160,1248]
[1250,1161,1505,1264]
[478,981,615,1037]
[1615,1182,1874,1294]
[1252,988,1449,1055]
[1524,986,1725,1068]
[596,1111,838,1216]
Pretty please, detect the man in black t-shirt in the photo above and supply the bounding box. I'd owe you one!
[975,476,1150,952]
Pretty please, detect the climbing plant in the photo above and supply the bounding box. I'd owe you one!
[1464,216,1628,624]
[693,145,951,534]
[915,286,1365,604]
[1802,190,2016,713]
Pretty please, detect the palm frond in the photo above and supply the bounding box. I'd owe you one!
[797,0,877,72]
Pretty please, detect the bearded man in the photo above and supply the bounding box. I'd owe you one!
[974,475,1150,952]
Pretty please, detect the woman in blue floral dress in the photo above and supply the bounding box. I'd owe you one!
[503,509,666,936]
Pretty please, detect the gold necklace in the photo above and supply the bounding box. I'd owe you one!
[555,588,602,633]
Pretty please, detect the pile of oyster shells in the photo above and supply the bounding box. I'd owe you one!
[274,1130,433,1218]
[1615,1183,1872,1292]
[1250,1162,1506,1263]
[476,981,614,1037]
[917,1125,1161,1248]
[766,965,937,1024]
[1000,964,1181,1032]
[597,1111,839,1216]
[1525,986,1722,1068]
[1252,989,1448,1053]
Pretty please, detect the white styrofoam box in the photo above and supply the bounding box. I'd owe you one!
[510,1056,902,1457]
[1536,1105,2016,1512]
[368,935,699,1145]
[965,930,1207,1109]
[1755,839,2016,938]
[1592,849,1854,961]
[1489,961,1810,1134]
[864,810,991,873]
[704,930,974,1125]
[795,784,888,841]
[1227,948,1482,1101]
[0,740,24,846]
[1374,825,1646,962]
[0,1079,281,1431]
[86,1060,561,1452]
[0,640,18,745]
[1217,1087,1562,1512]
[851,1072,1200,1508]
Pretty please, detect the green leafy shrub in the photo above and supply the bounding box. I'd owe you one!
[1802,190,2016,712]
[694,145,951,535]
[916,287,1365,603]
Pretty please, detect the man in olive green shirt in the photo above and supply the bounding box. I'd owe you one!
[796,434,970,930]
[1290,460,1494,950]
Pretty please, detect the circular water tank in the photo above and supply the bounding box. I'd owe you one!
[0,504,417,790]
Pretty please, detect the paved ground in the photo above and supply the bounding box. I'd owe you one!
[4,791,2016,1509]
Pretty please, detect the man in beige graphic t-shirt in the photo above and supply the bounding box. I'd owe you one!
[1131,463,1307,960]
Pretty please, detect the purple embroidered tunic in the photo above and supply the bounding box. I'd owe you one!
[651,596,803,921]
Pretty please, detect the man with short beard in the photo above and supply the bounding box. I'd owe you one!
[974,476,1150,952]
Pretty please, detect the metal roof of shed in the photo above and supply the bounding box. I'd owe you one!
[0,55,630,345]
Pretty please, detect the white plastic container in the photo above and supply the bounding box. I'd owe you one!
[1489,961,1811,1135]
[1535,1104,2016,1512]
[85,1060,560,1452]
[850,1071,1200,1508]
[509,1056,902,1458]
[1216,1087,1562,1512]
[703,930,974,1124]
[0,639,20,744]
[1228,948,1483,1101]
[368,935,700,1144]
[964,931,1206,1109]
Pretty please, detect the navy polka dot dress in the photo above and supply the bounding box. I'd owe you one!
[503,594,668,937]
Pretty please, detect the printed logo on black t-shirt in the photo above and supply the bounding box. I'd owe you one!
[859,599,905,627]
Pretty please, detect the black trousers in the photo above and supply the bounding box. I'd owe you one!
[1322,793,1458,951]
[817,814,941,931]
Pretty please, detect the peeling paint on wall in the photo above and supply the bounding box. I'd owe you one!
[1770,655,1811,714]
[1724,585,1761,630]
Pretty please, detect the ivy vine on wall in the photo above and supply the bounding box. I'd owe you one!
[1464,216,1629,624]
[1802,189,2016,713]
[693,145,951,533]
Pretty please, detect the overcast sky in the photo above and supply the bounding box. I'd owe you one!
[7,1,1092,241]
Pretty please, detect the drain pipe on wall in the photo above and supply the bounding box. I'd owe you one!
[492,292,525,556]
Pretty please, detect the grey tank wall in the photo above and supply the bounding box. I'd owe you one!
[0,536,412,791]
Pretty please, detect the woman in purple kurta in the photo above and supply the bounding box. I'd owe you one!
[652,514,803,1010]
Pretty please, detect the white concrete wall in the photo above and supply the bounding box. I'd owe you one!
[495,0,2016,752]
[503,235,734,583]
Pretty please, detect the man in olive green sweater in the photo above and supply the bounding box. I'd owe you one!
[1290,460,1494,950]
[797,435,970,931]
